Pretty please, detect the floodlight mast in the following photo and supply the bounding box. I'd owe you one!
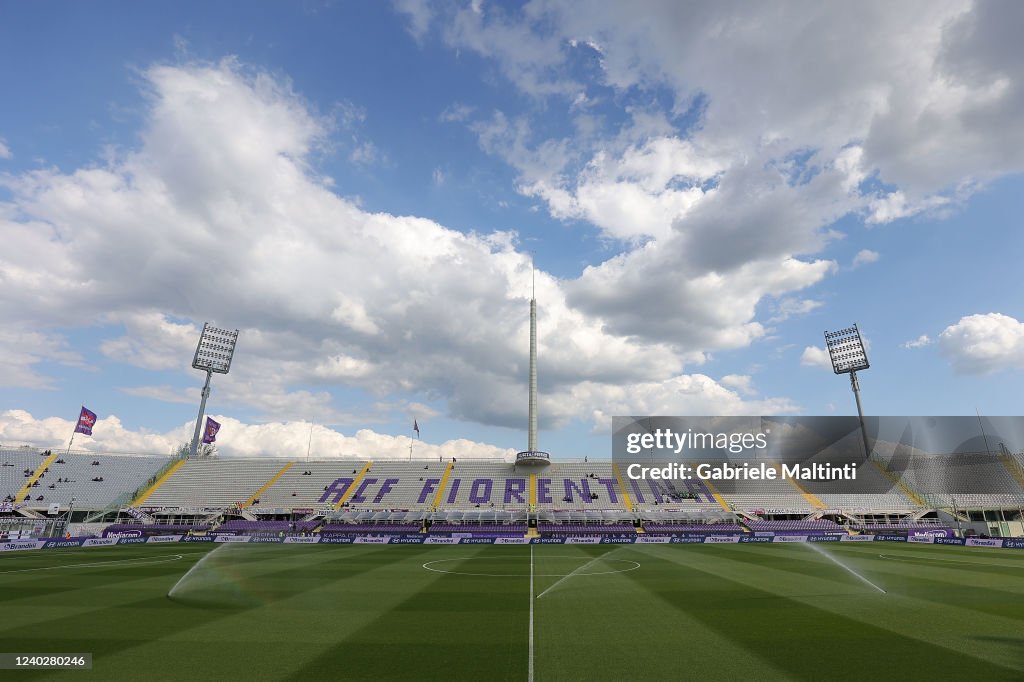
[824,323,871,459]
[188,323,239,458]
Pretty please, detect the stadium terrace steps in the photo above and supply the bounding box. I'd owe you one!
[132,458,188,506]
[699,477,734,512]
[245,462,294,507]
[432,461,454,510]
[1,449,50,501]
[258,460,367,509]
[713,465,814,513]
[144,459,281,508]
[870,460,927,507]
[778,464,827,510]
[542,463,627,511]
[334,461,373,510]
[10,451,1024,515]
[440,461,530,511]
[805,461,917,512]
[998,453,1024,490]
[345,461,449,511]
[13,451,59,503]
[876,453,1024,508]
[610,463,634,511]
[39,454,167,509]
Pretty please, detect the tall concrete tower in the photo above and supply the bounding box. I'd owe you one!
[528,269,538,452]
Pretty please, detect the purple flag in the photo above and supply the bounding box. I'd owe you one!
[75,407,97,436]
[201,417,221,444]
[413,419,420,438]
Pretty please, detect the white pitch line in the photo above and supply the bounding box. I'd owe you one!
[878,553,1022,568]
[528,543,534,682]
[421,555,639,578]
[0,554,185,575]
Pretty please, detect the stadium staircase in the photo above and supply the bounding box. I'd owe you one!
[246,462,294,507]
[870,459,926,507]
[333,461,373,510]
[14,451,59,503]
[431,461,454,511]
[700,478,733,512]
[131,458,187,506]
[998,451,1024,490]
[610,463,635,512]
[779,464,827,510]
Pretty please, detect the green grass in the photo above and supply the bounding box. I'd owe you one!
[2,542,1024,680]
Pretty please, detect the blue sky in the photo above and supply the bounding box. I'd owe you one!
[1,1,1023,459]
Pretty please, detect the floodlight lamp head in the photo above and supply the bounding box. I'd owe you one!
[191,323,239,374]
[824,323,869,375]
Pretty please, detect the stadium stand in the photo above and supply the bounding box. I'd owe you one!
[101,522,210,536]
[1,450,167,510]
[885,453,1024,509]
[321,523,420,534]
[803,461,918,511]
[344,461,449,511]
[255,460,368,509]
[746,519,845,533]
[537,522,634,534]
[632,475,724,512]
[440,461,530,511]
[853,521,946,530]
[6,450,1022,541]
[428,522,527,537]
[538,462,628,510]
[145,458,285,508]
[34,454,166,509]
[642,523,743,534]
[1,448,49,502]
[217,519,321,533]
[711,464,815,513]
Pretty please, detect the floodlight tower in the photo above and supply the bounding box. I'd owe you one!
[188,323,239,458]
[824,323,871,458]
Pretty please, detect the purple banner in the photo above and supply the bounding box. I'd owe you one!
[201,417,221,444]
[74,406,97,435]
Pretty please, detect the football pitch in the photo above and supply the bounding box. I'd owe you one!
[2,542,1023,680]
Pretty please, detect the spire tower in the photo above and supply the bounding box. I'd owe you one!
[528,265,538,452]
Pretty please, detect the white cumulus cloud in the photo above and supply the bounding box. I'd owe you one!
[939,313,1024,374]
[801,346,833,371]
[0,59,784,436]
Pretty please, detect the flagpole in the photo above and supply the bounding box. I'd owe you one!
[306,420,314,463]
[65,404,83,457]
